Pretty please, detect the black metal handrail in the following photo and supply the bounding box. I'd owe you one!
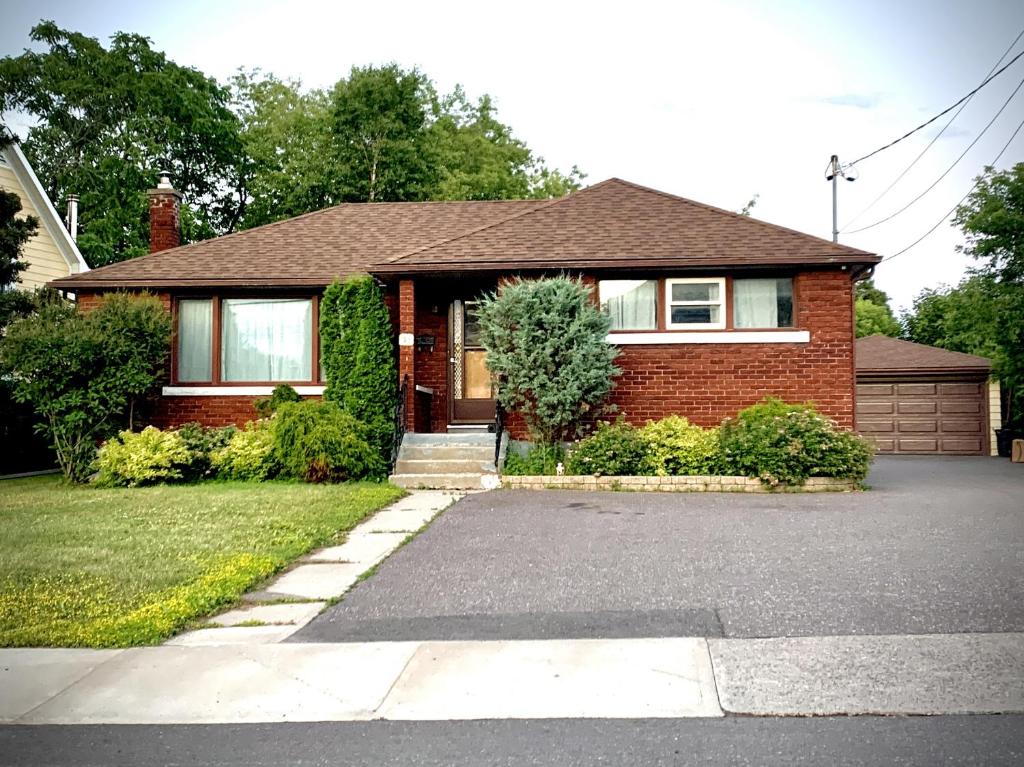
[389,374,409,473]
[494,398,505,468]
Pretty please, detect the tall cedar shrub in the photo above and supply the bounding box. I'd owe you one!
[0,292,171,482]
[320,277,396,455]
[476,276,620,446]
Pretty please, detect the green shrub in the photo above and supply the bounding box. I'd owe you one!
[273,400,383,483]
[0,292,171,482]
[718,398,875,485]
[640,416,721,476]
[95,426,191,487]
[253,384,302,418]
[566,419,649,476]
[211,420,279,481]
[176,422,237,480]
[476,276,620,447]
[320,277,397,458]
[503,443,566,475]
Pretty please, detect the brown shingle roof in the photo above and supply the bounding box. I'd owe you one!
[51,198,544,289]
[51,178,878,289]
[856,335,991,374]
[375,178,878,272]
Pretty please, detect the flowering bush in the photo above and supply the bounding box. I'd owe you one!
[639,416,721,476]
[718,398,874,485]
[211,420,280,481]
[95,426,191,487]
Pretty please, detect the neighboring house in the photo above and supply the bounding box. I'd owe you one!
[50,177,880,440]
[855,334,999,456]
[0,142,88,289]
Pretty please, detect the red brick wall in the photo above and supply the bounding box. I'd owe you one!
[73,270,856,435]
[149,394,322,429]
[603,270,855,431]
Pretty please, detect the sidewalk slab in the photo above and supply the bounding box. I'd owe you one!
[263,563,364,600]
[358,508,440,533]
[166,625,301,646]
[709,633,1024,716]
[0,649,122,722]
[18,643,420,724]
[376,637,722,720]
[308,533,408,565]
[209,601,326,627]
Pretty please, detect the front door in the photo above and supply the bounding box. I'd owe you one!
[449,299,496,423]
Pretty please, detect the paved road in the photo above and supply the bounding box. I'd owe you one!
[2,716,1022,766]
[295,457,1024,641]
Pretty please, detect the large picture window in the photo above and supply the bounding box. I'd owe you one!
[221,298,313,382]
[599,280,657,330]
[175,296,317,384]
[666,278,725,329]
[733,278,794,328]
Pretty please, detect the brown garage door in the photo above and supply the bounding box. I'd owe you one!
[856,379,988,455]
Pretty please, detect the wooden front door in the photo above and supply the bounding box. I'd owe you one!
[449,299,496,424]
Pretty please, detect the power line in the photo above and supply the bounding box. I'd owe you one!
[848,45,1024,167]
[846,70,1024,234]
[880,110,1024,263]
[841,27,1024,230]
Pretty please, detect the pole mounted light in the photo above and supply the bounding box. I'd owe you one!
[825,155,856,243]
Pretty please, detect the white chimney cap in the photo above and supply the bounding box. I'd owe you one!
[156,171,174,190]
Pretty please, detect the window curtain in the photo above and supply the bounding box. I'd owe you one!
[601,280,657,330]
[734,278,793,328]
[177,299,212,382]
[221,298,312,382]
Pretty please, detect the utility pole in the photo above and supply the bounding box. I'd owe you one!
[825,154,855,243]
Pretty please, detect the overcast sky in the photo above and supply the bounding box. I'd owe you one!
[3,0,1023,310]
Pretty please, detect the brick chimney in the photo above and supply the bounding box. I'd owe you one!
[147,172,181,253]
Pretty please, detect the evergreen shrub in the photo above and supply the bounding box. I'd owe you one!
[272,400,383,483]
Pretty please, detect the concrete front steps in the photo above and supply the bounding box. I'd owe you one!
[390,432,503,490]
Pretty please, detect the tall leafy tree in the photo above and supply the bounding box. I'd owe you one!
[902,277,1002,359]
[0,21,244,266]
[854,279,900,338]
[0,183,37,328]
[230,70,339,229]
[331,64,435,202]
[428,86,584,200]
[951,163,1024,428]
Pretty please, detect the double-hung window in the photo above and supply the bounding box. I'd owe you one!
[175,297,315,383]
[665,278,725,329]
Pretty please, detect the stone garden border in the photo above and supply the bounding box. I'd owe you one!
[502,475,859,493]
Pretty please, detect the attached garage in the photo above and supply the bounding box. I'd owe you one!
[855,335,998,456]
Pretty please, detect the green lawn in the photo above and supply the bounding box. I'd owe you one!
[0,477,403,648]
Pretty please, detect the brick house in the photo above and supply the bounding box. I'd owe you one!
[51,177,880,440]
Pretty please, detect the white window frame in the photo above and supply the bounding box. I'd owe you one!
[665,277,726,330]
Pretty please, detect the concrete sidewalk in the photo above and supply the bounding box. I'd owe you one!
[2,633,1022,724]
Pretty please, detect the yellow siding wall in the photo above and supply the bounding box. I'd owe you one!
[0,163,73,289]
[989,379,1002,457]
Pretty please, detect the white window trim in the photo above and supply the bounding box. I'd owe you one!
[608,330,810,345]
[163,385,326,396]
[665,277,726,330]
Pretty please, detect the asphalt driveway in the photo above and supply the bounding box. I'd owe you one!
[293,457,1024,642]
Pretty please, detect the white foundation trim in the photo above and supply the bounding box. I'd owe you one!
[607,330,811,345]
[162,386,326,396]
